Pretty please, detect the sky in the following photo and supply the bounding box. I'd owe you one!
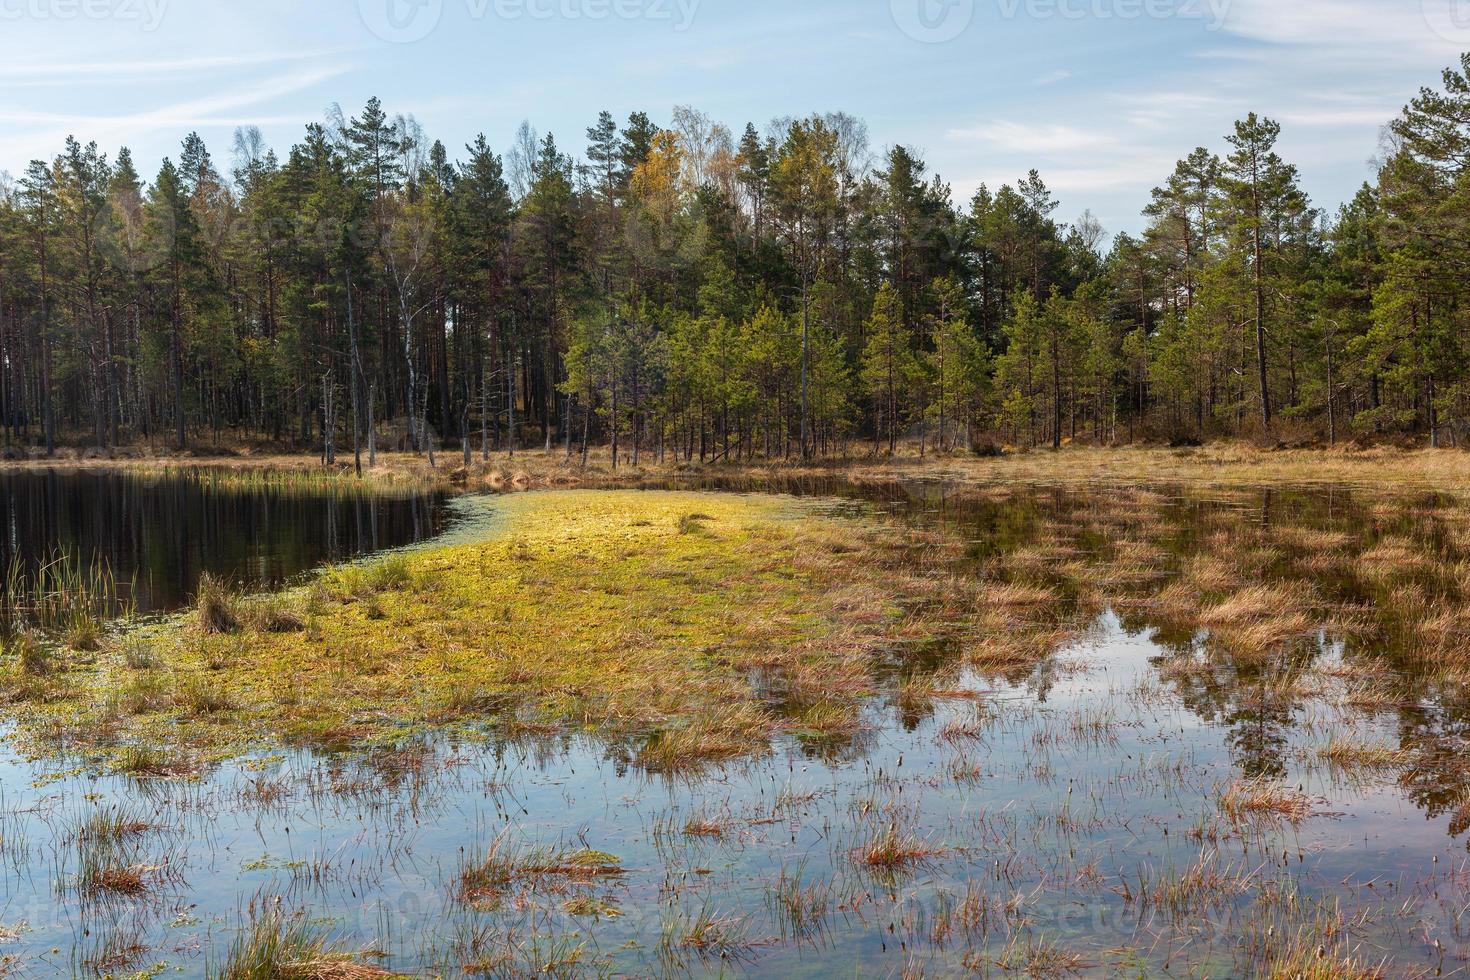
[1,0,1467,235]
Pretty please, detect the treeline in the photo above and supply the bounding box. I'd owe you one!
[4,55,1470,464]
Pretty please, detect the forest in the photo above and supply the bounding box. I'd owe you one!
[3,54,1470,465]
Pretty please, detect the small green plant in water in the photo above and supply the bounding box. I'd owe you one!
[69,804,157,899]
[114,745,187,779]
[0,552,132,648]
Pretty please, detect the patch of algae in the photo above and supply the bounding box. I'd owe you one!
[6,491,958,775]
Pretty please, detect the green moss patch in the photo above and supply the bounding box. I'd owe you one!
[3,491,962,774]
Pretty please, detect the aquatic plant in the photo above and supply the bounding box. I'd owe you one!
[766,862,833,941]
[1219,779,1317,824]
[1317,738,1409,774]
[67,804,159,899]
[457,834,626,904]
[0,551,132,648]
[216,912,397,979]
[196,573,241,635]
[856,822,945,872]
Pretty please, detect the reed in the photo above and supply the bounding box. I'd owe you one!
[0,552,133,647]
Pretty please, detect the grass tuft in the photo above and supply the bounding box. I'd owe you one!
[216,912,397,980]
[8,631,52,677]
[1220,779,1317,824]
[677,512,715,535]
[457,836,625,904]
[196,573,241,635]
[857,822,945,872]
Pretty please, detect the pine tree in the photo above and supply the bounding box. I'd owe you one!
[861,283,916,455]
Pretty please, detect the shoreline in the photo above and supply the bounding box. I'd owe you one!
[4,443,1469,497]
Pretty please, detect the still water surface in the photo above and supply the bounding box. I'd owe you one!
[0,469,449,612]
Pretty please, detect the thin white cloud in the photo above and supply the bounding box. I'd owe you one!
[1119,92,1231,131]
[1191,47,1269,62]
[1039,154,1190,193]
[1215,0,1466,57]
[4,64,352,163]
[1276,107,1397,128]
[946,120,1115,154]
[0,49,347,81]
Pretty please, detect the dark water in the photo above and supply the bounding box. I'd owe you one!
[0,468,449,613]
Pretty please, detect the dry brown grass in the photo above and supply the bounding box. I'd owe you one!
[938,706,992,744]
[682,816,729,839]
[1337,679,1407,712]
[636,702,773,774]
[88,864,153,895]
[976,581,1059,608]
[1199,584,1319,655]
[21,442,1470,496]
[1317,739,1409,775]
[1357,538,1433,582]
[1181,554,1247,593]
[1220,779,1317,824]
[857,823,946,871]
[287,964,396,980]
[966,628,1074,676]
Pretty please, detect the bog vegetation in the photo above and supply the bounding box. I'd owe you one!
[0,471,1466,974]
[7,55,1470,463]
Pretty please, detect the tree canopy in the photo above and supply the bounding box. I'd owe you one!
[5,63,1470,463]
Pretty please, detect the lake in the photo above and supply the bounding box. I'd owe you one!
[0,468,450,614]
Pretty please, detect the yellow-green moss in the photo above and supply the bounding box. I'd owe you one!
[4,491,959,773]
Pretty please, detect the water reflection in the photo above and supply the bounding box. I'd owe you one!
[0,468,448,612]
[12,612,1467,978]
[681,474,1470,816]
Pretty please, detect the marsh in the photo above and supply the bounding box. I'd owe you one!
[0,462,1468,978]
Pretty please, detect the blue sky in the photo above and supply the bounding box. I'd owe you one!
[2,0,1466,234]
